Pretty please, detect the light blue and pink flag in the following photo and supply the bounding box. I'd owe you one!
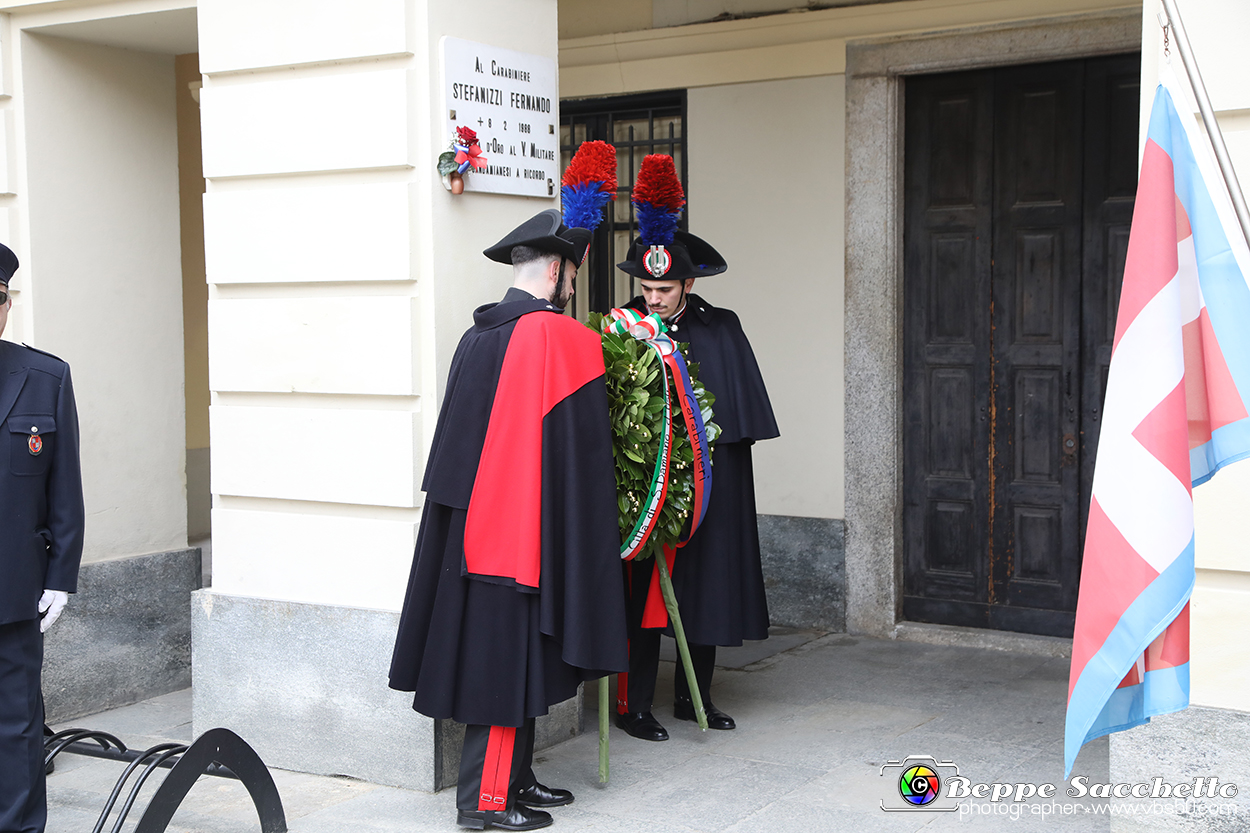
[1064,82,1250,777]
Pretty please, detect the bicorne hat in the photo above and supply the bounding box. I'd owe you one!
[615,154,726,281]
[618,229,727,281]
[483,209,592,266]
[0,243,18,284]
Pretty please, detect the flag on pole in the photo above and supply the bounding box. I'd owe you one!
[1064,84,1250,778]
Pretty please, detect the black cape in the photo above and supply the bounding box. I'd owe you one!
[633,294,779,445]
[627,294,779,645]
[390,288,628,727]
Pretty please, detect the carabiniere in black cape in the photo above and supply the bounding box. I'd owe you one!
[389,288,628,728]
[626,292,779,646]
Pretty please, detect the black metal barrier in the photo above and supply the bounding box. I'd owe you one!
[44,726,288,833]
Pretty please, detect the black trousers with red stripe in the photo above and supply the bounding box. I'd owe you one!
[457,719,537,812]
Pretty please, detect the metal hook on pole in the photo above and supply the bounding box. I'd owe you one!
[1158,0,1250,254]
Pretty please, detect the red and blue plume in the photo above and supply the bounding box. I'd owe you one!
[632,154,685,247]
[561,140,617,232]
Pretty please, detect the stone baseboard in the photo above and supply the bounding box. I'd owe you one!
[893,621,1072,658]
[758,514,845,632]
[191,590,581,792]
[43,547,202,722]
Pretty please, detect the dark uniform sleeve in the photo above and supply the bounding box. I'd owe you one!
[43,363,84,593]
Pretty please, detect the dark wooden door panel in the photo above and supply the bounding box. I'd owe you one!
[1012,368,1062,483]
[1014,231,1065,342]
[991,60,1085,618]
[903,54,1139,637]
[930,234,979,344]
[903,69,994,607]
[928,367,976,478]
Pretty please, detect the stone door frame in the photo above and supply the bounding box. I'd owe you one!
[842,9,1142,636]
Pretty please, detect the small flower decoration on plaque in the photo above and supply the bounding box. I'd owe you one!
[438,126,487,194]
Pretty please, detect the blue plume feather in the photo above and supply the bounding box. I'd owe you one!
[561,183,612,233]
[636,202,679,246]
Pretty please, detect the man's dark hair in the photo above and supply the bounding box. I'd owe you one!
[511,245,558,268]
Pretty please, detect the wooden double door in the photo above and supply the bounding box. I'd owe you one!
[902,55,1140,637]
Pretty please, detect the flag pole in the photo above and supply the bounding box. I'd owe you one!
[1159,0,1250,253]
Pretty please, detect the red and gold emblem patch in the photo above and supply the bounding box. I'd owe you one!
[28,434,42,455]
[644,245,672,278]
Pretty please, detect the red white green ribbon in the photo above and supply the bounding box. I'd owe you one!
[603,307,667,342]
[604,309,676,560]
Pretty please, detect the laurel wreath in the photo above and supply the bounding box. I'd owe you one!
[588,313,720,561]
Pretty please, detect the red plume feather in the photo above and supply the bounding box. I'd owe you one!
[561,140,617,195]
[632,155,685,211]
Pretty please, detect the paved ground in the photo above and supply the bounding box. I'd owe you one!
[47,630,1120,832]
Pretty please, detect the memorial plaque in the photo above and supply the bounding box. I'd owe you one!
[440,37,559,198]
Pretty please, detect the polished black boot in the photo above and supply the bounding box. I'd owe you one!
[515,781,574,807]
[673,695,736,730]
[614,710,669,741]
[457,804,553,831]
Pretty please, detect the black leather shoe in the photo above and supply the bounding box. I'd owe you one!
[515,781,573,807]
[673,697,736,730]
[457,804,553,831]
[615,710,669,741]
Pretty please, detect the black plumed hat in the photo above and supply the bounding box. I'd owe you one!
[483,209,592,265]
[617,230,727,281]
[0,243,18,284]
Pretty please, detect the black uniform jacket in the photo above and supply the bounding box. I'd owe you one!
[390,289,628,726]
[0,340,84,625]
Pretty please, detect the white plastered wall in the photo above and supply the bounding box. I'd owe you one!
[687,76,844,519]
[7,18,187,562]
[200,0,560,612]
[199,0,420,613]
[1140,0,1250,714]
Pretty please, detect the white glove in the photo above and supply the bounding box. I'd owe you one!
[38,590,68,633]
